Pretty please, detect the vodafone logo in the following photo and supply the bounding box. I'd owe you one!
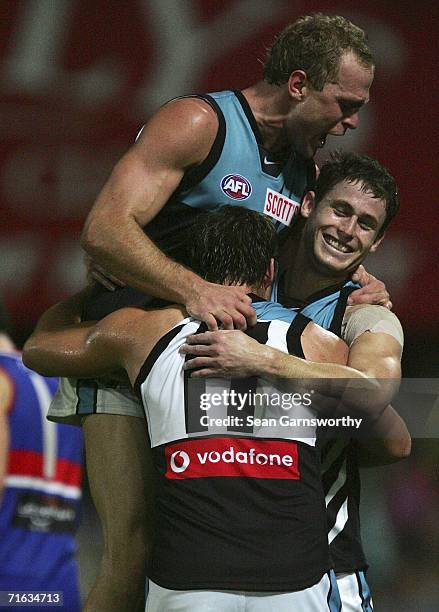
[165,438,300,480]
[170,451,190,473]
[220,174,252,200]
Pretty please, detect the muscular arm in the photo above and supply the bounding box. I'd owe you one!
[82,98,255,331]
[181,322,394,418]
[22,290,125,380]
[345,320,410,463]
[22,293,184,385]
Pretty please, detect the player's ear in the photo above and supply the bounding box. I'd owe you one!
[301,191,316,219]
[370,232,385,252]
[287,70,307,100]
[263,258,276,289]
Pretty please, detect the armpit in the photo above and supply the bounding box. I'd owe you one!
[342,305,404,348]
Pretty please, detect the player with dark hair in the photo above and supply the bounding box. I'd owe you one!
[25,196,407,610]
[187,206,279,286]
[25,206,353,611]
[0,302,83,611]
[182,152,409,610]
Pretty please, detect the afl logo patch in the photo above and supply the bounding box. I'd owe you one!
[221,174,252,200]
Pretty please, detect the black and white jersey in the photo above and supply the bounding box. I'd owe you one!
[278,281,368,574]
[320,438,367,573]
[134,314,330,592]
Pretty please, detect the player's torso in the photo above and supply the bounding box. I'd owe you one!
[83,90,315,319]
[146,90,315,256]
[276,282,368,573]
[135,309,330,592]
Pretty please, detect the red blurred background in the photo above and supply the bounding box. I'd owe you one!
[1,0,438,348]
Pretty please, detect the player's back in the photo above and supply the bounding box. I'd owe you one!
[0,351,83,611]
[135,313,331,592]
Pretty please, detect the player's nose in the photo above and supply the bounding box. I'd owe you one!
[342,111,360,130]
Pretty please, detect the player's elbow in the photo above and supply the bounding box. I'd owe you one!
[386,435,411,460]
[81,211,105,257]
[22,337,50,375]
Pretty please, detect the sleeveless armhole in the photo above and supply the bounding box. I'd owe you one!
[134,323,186,398]
[286,313,312,358]
[329,286,357,337]
[176,94,226,193]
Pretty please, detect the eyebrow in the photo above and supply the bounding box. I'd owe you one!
[338,97,369,110]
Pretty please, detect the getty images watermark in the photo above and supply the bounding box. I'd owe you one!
[197,388,362,430]
[186,378,439,438]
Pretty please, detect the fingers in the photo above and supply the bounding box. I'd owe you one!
[348,286,391,307]
[182,356,214,371]
[198,306,255,331]
[240,303,257,327]
[180,342,214,357]
[189,367,217,378]
[187,283,257,331]
[351,264,369,285]
[204,314,219,332]
[90,270,118,291]
[217,312,234,331]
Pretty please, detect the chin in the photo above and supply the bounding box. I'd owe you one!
[314,253,353,277]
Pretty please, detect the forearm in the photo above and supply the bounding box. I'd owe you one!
[23,321,99,377]
[23,289,101,376]
[82,213,204,305]
[356,405,411,466]
[31,289,90,333]
[260,345,386,417]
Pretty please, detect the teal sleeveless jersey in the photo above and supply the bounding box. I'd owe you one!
[177,90,315,229]
[84,90,315,319]
[264,281,358,336]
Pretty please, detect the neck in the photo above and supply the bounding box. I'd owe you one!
[282,231,349,301]
[235,282,271,301]
[241,81,292,153]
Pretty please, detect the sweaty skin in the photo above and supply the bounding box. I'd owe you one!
[81,53,388,331]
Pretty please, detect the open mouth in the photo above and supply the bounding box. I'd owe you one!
[323,234,354,254]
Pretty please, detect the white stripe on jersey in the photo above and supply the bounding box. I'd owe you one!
[325,456,347,506]
[328,497,349,544]
[5,475,81,499]
[265,318,289,352]
[29,371,58,480]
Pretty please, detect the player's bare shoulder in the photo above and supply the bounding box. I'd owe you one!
[342,304,404,348]
[135,96,219,169]
[97,305,187,382]
[301,321,349,365]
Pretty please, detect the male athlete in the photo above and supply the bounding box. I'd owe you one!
[26,207,352,611]
[24,203,406,611]
[0,302,83,611]
[81,13,386,329]
[181,152,410,610]
[49,15,388,609]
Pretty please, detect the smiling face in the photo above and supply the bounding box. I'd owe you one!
[287,52,374,158]
[301,180,386,277]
